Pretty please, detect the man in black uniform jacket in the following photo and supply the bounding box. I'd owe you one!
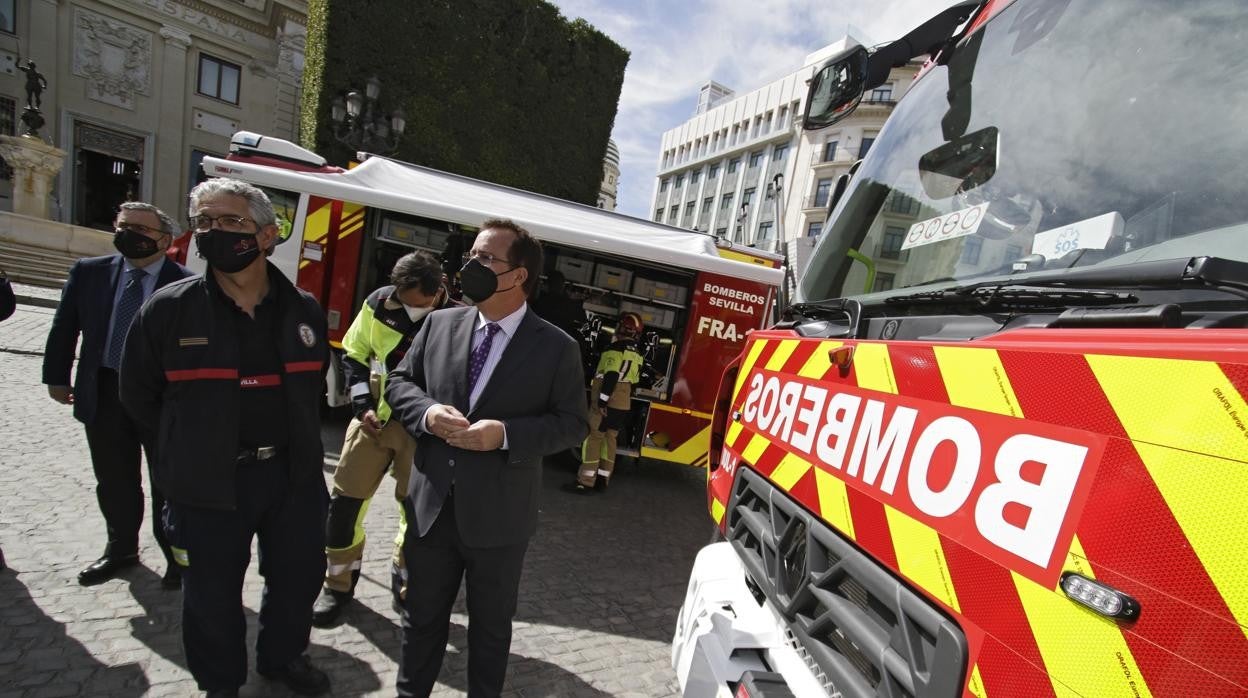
[120,179,331,698]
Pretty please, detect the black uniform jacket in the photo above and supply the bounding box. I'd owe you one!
[119,263,329,510]
[384,305,589,548]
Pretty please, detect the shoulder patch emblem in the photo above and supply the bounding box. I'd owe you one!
[297,323,316,348]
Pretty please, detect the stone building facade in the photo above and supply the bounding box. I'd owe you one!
[0,0,305,228]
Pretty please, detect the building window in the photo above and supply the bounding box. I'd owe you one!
[674,173,684,188]
[720,193,734,211]
[748,150,763,168]
[654,209,663,222]
[659,178,669,193]
[858,137,875,159]
[708,164,720,179]
[961,236,983,265]
[691,170,701,184]
[773,144,788,162]
[869,84,894,102]
[0,95,14,136]
[873,272,896,292]
[823,140,838,163]
[0,1,13,34]
[668,206,679,223]
[881,226,906,259]
[814,178,833,207]
[198,54,241,104]
[806,221,822,237]
[701,197,713,216]
[727,158,740,173]
[778,105,788,126]
[742,187,756,206]
[756,221,774,241]
[684,201,696,224]
[887,192,919,216]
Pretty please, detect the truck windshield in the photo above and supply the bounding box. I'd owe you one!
[800,0,1248,302]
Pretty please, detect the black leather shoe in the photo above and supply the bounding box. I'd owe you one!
[259,654,330,696]
[310,587,352,628]
[561,482,597,495]
[160,567,182,590]
[78,554,139,586]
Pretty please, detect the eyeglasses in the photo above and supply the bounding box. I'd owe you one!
[115,222,164,237]
[463,251,516,268]
[188,214,256,233]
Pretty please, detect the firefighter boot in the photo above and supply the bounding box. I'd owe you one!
[563,458,600,495]
[595,459,615,491]
[313,542,364,627]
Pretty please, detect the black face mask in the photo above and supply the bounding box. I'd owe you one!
[459,258,518,303]
[113,227,161,260]
[195,229,262,274]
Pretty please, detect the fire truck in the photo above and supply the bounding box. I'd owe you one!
[673,0,1248,696]
[191,133,784,467]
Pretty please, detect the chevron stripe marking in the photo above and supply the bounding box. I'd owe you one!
[741,432,771,467]
[884,506,986,697]
[853,342,898,395]
[797,340,839,379]
[1013,539,1153,697]
[764,339,800,372]
[770,451,812,491]
[938,348,1149,696]
[1088,355,1248,633]
[813,468,856,540]
[1000,350,1248,689]
[934,346,1020,417]
[735,339,770,397]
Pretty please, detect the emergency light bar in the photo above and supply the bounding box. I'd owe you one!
[1060,572,1140,621]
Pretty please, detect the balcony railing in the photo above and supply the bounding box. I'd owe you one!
[803,194,831,210]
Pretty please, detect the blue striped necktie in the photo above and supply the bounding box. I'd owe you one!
[106,268,147,369]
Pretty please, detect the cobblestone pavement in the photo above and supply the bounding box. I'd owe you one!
[0,300,715,697]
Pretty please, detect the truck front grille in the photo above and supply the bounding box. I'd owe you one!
[726,467,968,698]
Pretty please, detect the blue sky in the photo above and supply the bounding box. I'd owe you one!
[547,0,955,218]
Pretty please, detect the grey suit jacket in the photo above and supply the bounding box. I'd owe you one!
[385,304,589,548]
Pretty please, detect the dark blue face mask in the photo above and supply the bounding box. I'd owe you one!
[195,229,262,274]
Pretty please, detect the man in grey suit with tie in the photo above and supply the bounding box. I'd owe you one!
[385,219,588,697]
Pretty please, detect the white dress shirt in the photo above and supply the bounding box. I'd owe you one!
[420,303,528,450]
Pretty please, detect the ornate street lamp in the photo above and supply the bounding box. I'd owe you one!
[329,75,407,156]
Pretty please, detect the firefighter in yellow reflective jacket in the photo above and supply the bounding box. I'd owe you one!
[312,251,456,627]
[565,312,645,494]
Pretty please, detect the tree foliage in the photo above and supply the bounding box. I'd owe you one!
[302,0,629,206]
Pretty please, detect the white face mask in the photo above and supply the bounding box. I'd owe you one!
[402,303,434,323]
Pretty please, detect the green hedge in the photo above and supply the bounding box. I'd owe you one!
[301,0,629,206]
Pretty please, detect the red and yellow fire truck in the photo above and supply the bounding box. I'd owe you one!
[674,1,1248,696]
[192,133,784,467]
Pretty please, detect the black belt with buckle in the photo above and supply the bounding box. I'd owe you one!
[237,446,280,463]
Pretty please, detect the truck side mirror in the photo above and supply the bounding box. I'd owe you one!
[803,45,869,130]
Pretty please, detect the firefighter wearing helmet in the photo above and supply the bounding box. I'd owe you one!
[565,311,645,493]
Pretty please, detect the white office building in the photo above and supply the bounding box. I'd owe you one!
[650,37,920,279]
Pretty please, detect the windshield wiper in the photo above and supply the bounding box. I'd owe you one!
[885,284,1138,310]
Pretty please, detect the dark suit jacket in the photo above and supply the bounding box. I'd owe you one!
[385,305,588,548]
[43,254,193,425]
